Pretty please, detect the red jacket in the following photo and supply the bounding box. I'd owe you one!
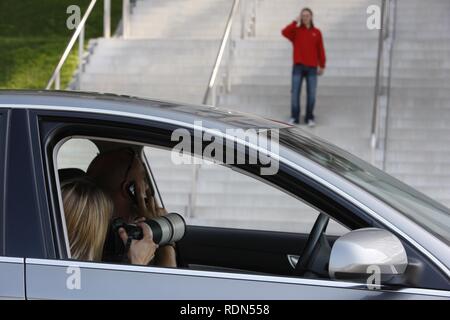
[282,22,326,69]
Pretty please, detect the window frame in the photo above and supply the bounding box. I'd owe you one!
[0,110,8,255]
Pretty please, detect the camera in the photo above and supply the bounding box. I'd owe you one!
[111,212,186,246]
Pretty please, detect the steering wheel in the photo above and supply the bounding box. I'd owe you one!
[294,213,329,276]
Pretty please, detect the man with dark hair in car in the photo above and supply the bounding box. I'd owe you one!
[87,148,177,267]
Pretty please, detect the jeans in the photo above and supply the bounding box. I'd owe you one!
[291,64,318,123]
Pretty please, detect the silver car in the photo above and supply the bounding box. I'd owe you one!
[0,90,449,299]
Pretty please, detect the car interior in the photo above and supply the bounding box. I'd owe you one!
[55,137,354,280]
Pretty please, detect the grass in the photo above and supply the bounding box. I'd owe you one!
[0,0,122,89]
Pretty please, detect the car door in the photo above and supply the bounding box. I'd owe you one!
[0,109,26,300]
[0,256,25,300]
[24,107,449,300]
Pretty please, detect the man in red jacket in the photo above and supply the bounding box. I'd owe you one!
[282,8,326,126]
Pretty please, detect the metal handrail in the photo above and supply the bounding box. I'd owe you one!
[370,0,388,148]
[381,0,398,170]
[191,0,247,217]
[202,0,241,105]
[46,0,98,90]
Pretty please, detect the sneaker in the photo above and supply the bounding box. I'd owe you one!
[307,120,316,127]
[288,118,298,125]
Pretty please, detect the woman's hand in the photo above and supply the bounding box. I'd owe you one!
[135,176,167,219]
[317,67,324,76]
[118,221,158,265]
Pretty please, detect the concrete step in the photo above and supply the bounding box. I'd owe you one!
[386,127,450,141]
[395,41,450,51]
[221,94,375,107]
[191,207,318,223]
[231,75,376,86]
[231,68,377,78]
[225,84,374,97]
[237,39,377,51]
[392,174,450,188]
[234,48,379,59]
[94,38,221,49]
[386,140,450,152]
[387,118,450,129]
[80,81,206,94]
[385,163,450,175]
[232,58,377,69]
[391,78,450,88]
[390,88,450,99]
[81,74,211,85]
[129,0,232,39]
[383,150,450,163]
[389,96,450,109]
[85,64,224,74]
[187,217,349,235]
[390,50,450,59]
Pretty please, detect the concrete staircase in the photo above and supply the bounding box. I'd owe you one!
[384,0,450,207]
[80,0,231,104]
[219,0,381,163]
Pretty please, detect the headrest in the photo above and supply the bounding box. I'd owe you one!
[58,168,86,182]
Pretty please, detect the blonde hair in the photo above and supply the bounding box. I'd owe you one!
[62,178,113,261]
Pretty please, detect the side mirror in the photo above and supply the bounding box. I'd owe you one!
[329,228,408,281]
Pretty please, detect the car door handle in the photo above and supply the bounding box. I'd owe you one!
[287,254,300,269]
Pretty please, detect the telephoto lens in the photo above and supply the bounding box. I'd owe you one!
[112,212,186,246]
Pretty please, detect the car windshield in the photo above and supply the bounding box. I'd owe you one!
[279,127,450,246]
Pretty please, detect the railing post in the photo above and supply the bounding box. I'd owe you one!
[370,0,386,149]
[122,0,130,38]
[251,0,257,37]
[211,85,217,107]
[104,0,111,38]
[240,0,248,39]
[203,0,240,105]
[188,164,199,218]
[55,72,61,90]
[226,39,234,93]
[78,25,85,90]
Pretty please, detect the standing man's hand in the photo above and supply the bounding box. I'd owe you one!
[317,67,325,76]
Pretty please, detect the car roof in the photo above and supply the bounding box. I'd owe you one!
[0,90,290,131]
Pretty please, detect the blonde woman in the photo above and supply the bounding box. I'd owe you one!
[62,178,158,264]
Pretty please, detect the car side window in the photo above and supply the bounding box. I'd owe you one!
[57,138,99,171]
[144,146,349,236]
